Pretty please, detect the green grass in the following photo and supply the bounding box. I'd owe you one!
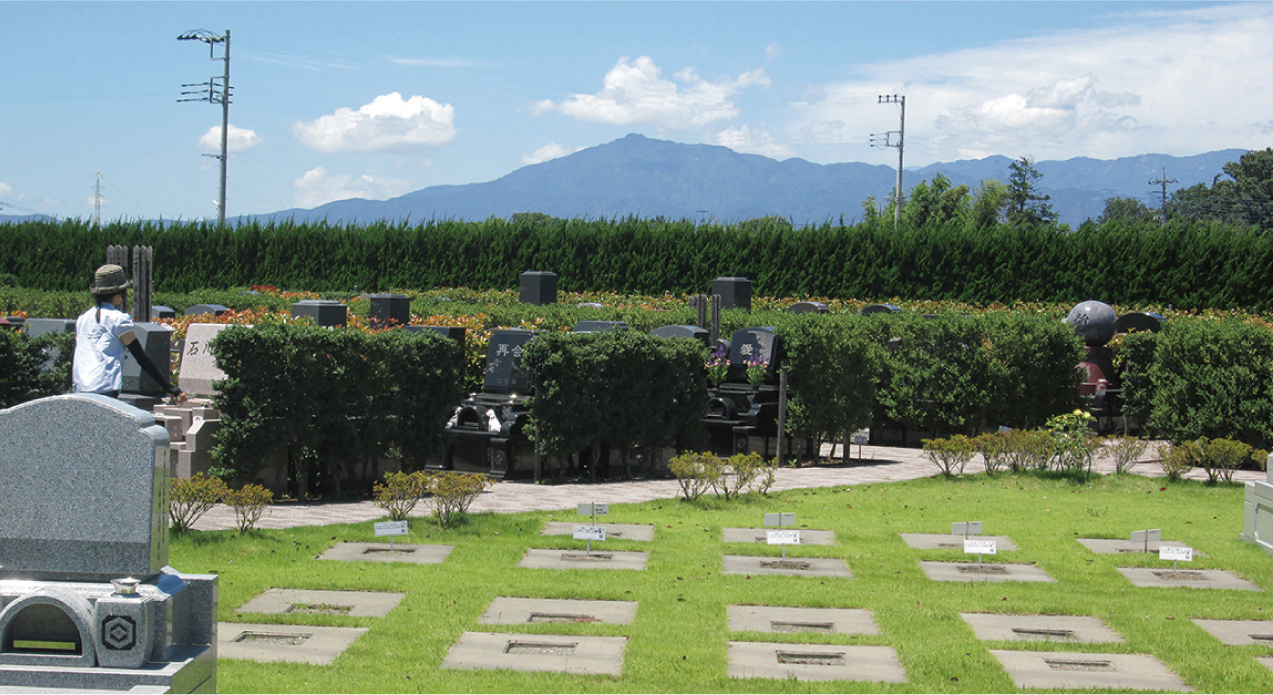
[171,472,1273,693]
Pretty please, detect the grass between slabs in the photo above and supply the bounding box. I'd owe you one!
[171,472,1273,693]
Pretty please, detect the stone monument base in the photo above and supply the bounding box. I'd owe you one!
[0,644,214,693]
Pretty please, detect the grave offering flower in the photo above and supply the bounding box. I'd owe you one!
[705,345,729,386]
[746,354,769,388]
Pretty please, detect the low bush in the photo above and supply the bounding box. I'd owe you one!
[922,435,977,476]
[424,471,493,528]
[373,471,430,522]
[1102,435,1150,475]
[169,473,229,533]
[223,483,274,533]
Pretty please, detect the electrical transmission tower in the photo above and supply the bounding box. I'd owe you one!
[1149,168,1178,225]
[178,29,232,225]
[871,94,906,228]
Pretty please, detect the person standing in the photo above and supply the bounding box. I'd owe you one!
[73,264,185,403]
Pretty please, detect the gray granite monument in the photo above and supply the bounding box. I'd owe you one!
[0,394,216,693]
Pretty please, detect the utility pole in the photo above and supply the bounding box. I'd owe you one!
[92,172,102,228]
[178,29,232,225]
[871,94,906,229]
[1149,168,1178,225]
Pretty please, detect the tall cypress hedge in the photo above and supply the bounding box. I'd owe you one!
[3,216,1271,309]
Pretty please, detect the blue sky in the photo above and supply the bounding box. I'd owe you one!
[3,1,1270,221]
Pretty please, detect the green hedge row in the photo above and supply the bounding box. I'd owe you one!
[209,324,465,496]
[3,216,1273,309]
[1117,317,1273,447]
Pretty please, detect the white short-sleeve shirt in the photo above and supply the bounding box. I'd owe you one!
[73,303,135,394]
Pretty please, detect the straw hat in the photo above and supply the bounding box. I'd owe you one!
[90,264,130,295]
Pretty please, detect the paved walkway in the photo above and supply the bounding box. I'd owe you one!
[191,444,1266,532]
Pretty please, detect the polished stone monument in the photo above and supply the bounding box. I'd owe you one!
[0,394,217,693]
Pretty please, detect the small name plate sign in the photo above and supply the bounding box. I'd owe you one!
[374,521,408,537]
[1160,546,1193,562]
[767,530,801,545]
[578,503,609,516]
[952,521,983,537]
[574,526,607,542]
[965,539,997,555]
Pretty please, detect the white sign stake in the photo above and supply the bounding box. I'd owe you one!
[375,520,408,552]
[576,502,609,553]
[965,538,997,566]
[1159,546,1193,570]
[764,513,797,558]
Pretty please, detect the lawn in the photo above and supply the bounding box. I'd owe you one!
[171,472,1273,693]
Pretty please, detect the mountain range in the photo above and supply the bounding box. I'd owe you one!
[268,134,1242,227]
[2,134,1246,228]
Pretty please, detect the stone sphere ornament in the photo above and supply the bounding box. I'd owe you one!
[1066,300,1118,346]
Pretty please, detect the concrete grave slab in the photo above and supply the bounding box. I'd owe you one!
[989,650,1190,692]
[218,622,367,665]
[961,613,1124,643]
[478,597,637,625]
[317,542,453,565]
[1116,567,1260,591]
[723,528,836,545]
[722,555,852,579]
[920,561,1056,583]
[727,606,879,635]
[727,642,905,683]
[1190,619,1273,645]
[1258,656,1273,674]
[540,522,654,541]
[237,589,406,618]
[441,632,626,676]
[901,533,1017,551]
[1077,538,1204,555]
[518,548,648,570]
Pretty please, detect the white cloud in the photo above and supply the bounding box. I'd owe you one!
[293,167,413,208]
[293,92,457,153]
[714,126,796,159]
[522,143,583,166]
[198,124,263,153]
[766,43,783,60]
[542,56,770,130]
[0,182,11,196]
[791,4,1273,164]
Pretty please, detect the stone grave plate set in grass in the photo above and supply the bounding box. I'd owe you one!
[1189,619,1273,676]
[442,632,627,676]
[919,561,1056,583]
[960,613,1124,644]
[1115,567,1260,591]
[478,597,637,625]
[318,542,454,565]
[727,643,906,683]
[722,555,853,578]
[218,624,369,665]
[727,606,879,635]
[989,650,1190,692]
[218,589,406,665]
[517,548,649,570]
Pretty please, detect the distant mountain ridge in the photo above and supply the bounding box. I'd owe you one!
[270,134,1242,227]
[1,135,1246,227]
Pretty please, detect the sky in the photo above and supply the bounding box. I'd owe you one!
[3,1,1271,222]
